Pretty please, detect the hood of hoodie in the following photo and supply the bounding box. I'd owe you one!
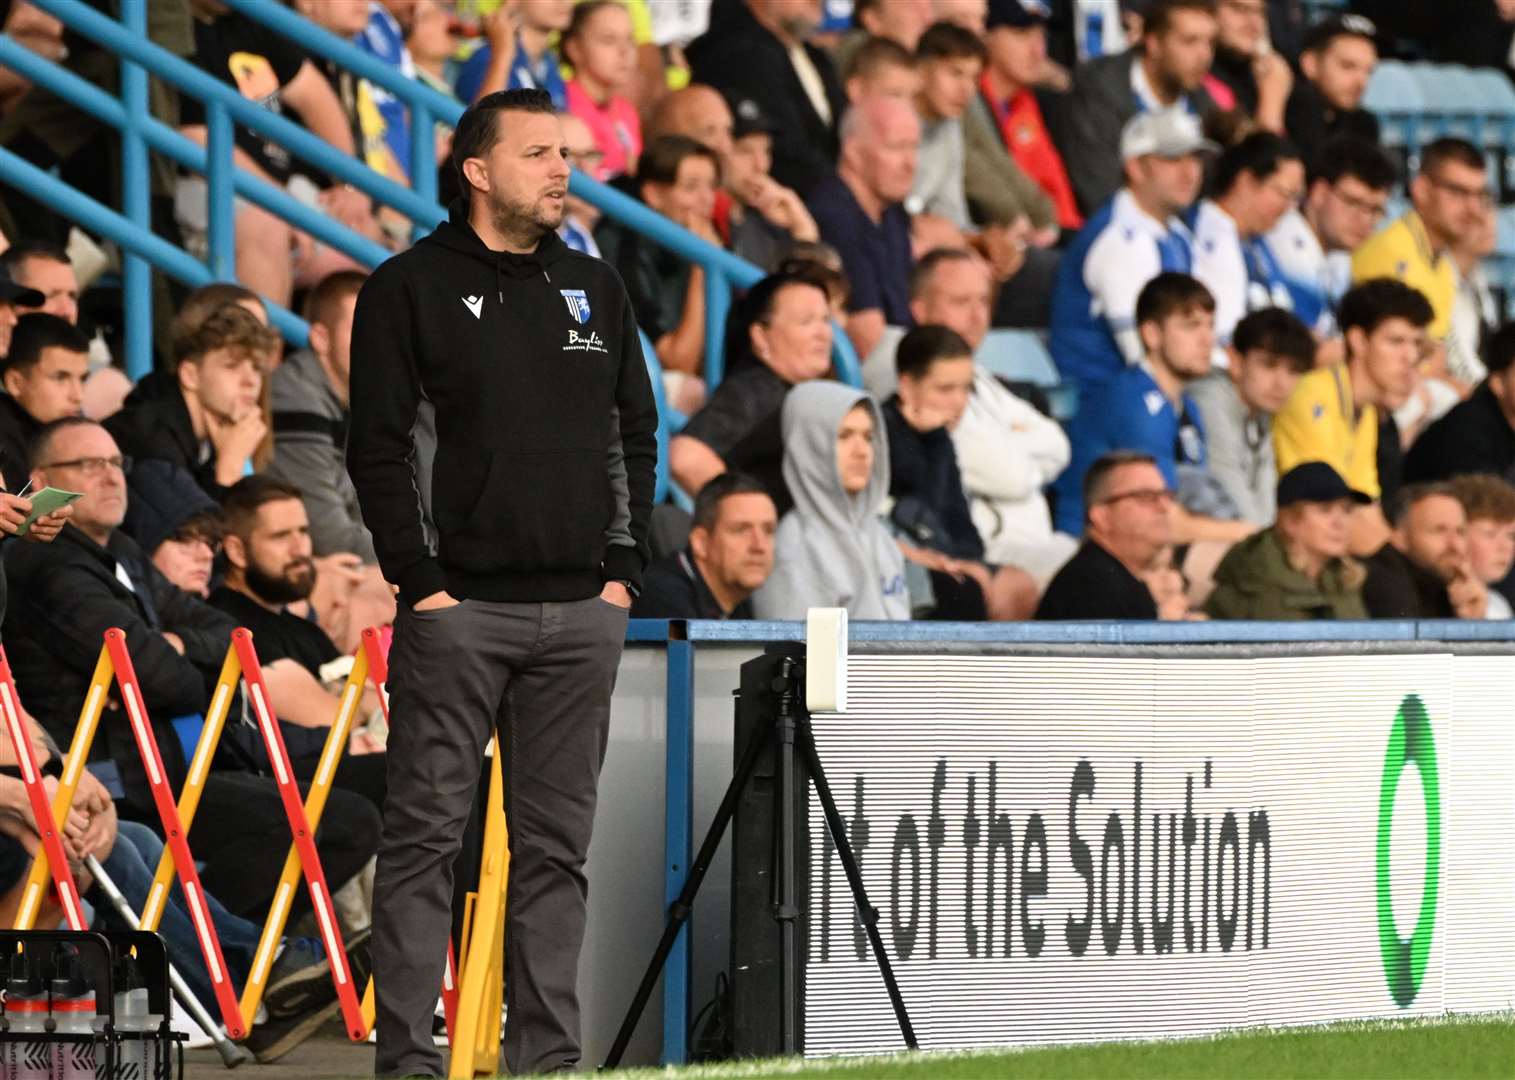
[427,197,572,296]
[781,381,889,534]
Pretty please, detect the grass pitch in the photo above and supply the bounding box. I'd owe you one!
[606,1013,1514,1079]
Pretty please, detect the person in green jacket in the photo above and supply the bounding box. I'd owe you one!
[1206,462,1371,620]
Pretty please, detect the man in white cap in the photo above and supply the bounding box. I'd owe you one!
[1048,109,1214,393]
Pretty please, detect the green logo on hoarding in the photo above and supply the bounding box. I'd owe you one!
[1376,694,1441,1007]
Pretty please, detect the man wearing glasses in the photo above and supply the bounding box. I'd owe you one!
[1035,450,1174,620]
[1266,135,1396,340]
[1352,137,1490,347]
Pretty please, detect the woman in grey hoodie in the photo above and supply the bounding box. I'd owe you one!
[753,381,911,619]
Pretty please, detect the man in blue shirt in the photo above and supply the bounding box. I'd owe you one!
[1048,110,1213,394]
[1053,272,1257,549]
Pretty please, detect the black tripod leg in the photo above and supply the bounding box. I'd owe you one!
[798,722,919,1051]
[603,703,776,1069]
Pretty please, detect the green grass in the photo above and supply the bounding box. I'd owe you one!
[605,1013,1515,1080]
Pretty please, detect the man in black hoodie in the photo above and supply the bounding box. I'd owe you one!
[347,88,658,1079]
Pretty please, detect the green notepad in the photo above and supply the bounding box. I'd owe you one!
[15,487,82,536]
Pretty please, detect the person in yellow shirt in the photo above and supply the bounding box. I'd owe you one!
[1274,278,1433,554]
[1351,137,1489,343]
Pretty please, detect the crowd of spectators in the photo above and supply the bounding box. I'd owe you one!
[3,0,1515,1059]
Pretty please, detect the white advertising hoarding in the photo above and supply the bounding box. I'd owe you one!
[803,653,1515,1055]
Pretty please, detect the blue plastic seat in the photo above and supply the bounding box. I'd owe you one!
[977,330,1078,421]
[1364,61,1426,149]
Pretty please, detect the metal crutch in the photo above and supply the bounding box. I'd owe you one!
[84,854,254,1068]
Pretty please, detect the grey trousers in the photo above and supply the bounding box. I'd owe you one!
[372,596,629,1077]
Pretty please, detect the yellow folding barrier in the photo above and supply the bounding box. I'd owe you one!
[448,744,510,1079]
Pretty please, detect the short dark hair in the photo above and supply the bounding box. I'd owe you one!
[916,20,986,63]
[741,270,830,328]
[896,324,973,380]
[1135,272,1215,328]
[637,134,721,189]
[1419,136,1485,179]
[5,313,88,375]
[1084,450,1161,520]
[1448,474,1515,525]
[1211,131,1303,197]
[908,247,978,300]
[1388,481,1458,527]
[1308,135,1398,191]
[1338,278,1435,339]
[1143,0,1217,39]
[221,474,305,542]
[691,472,772,532]
[0,239,71,277]
[302,269,368,327]
[843,35,916,82]
[451,87,556,194]
[1231,308,1315,374]
[1483,321,1515,377]
[776,244,849,309]
[29,416,103,471]
[174,303,281,368]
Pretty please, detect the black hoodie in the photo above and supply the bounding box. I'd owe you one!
[347,200,659,605]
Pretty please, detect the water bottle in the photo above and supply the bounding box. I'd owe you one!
[5,950,50,1080]
[47,947,94,1080]
[110,955,155,1080]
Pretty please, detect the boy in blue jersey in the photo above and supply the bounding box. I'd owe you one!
[1190,131,1304,359]
[1052,272,1257,549]
[1265,136,1396,341]
[1048,110,1213,394]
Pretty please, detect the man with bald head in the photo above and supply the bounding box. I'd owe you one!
[653,85,818,269]
[808,96,920,358]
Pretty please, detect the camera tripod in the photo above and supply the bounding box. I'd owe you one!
[603,651,916,1067]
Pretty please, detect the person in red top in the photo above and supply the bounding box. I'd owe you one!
[978,0,1081,231]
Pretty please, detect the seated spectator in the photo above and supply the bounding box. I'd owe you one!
[1274,279,1434,553]
[841,34,922,105]
[178,0,377,308]
[1189,132,1304,351]
[1283,13,1380,169]
[455,0,572,107]
[0,314,87,491]
[976,0,1081,231]
[632,473,777,619]
[896,249,1073,584]
[595,136,720,414]
[908,22,983,233]
[687,0,846,197]
[1049,111,1212,393]
[123,459,222,600]
[557,111,607,257]
[1265,136,1396,339]
[1053,272,1254,544]
[106,304,276,503]
[884,325,1039,619]
[1035,451,1172,620]
[670,271,834,511]
[0,239,79,323]
[651,86,819,270]
[1446,199,1498,390]
[1204,0,1292,132]
[1059,0,1219,217]
[809,97,920,360]
[0,267,43,358]
[1448,474,1515,620]
[563,0,642,181]
[406,0,462,101]
[752,382,910,619]
[210,477,388,802]
[1363,484,1486,619]
[1405,323,1515,484]
[1205,461,1369,620]
[1189,307,1314,526]
[2,418,380,921]
[1352,137,1488,348]
[269,271,373,561]
[837,0,937,74]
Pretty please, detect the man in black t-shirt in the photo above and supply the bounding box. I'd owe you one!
[209,475,386,809]
[177,2,376,308]
[1036,451,1169,621]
